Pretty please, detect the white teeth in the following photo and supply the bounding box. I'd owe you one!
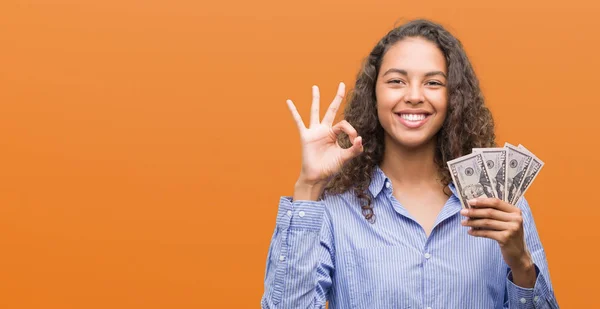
[400,114,426,121]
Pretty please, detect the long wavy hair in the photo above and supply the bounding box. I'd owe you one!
[323,19,496,223]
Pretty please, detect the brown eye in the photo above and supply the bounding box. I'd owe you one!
[426,81,444,86]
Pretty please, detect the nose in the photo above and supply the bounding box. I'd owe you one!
[405,83,424,105]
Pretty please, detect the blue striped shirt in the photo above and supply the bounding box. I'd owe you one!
[261,166,559,309]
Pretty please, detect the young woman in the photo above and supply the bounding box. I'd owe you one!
[261,19,559,309]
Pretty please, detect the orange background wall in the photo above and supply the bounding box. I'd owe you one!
[0,0,597,307]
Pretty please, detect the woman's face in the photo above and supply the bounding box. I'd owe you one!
[375,36,448,149]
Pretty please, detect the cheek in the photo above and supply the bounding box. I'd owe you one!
[375,87,395,123]
[428,91,448,117]
[376,87,403,110]
[376,105,390,129]
[436,101,448,118]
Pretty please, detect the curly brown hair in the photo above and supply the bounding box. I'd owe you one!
[323,19,496,223]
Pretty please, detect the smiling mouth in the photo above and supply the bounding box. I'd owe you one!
[394,112,433,129]
[397,113,431,121]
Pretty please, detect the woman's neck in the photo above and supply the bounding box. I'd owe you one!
[379,134,441,188]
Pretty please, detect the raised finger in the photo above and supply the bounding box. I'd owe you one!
[310,85,320,127]
[322,82,345,126]
[286,99,306,132]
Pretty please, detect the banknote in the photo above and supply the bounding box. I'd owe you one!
[472,148,507,202]
[447,152,496,209]
[512,144,545,204]
[504,143,533,205]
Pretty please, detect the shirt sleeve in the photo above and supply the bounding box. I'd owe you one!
[261,196,335,309]
[504,197,560,309]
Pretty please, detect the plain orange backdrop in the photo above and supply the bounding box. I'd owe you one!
[1,0,599,307]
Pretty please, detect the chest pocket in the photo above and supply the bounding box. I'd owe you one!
[345,245,417,309]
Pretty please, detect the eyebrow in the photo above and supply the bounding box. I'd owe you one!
[382,68,447,79]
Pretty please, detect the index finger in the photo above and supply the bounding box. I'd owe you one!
[286,99,307,132]
[467,197,516,213]
[309,85,320,127]
[321,82,345,126]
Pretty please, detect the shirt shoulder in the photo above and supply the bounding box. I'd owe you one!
[322,188,360,214]
[321,187,380,228]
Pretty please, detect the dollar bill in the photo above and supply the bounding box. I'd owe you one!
[504,143,533,205]
[472,148,507,202]
[512,144,545,204]
[447,152,496,209]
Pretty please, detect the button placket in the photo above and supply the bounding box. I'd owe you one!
[519,297,527,304]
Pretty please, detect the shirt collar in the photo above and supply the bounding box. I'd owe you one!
[448,182,459,198]
[368,164,460,200]
[368,165,388,198]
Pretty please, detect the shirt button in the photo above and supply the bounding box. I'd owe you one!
[424,253,431,259]
[520,298,527,304]
[298,211,305,217]
[279,255,286,261]
[534,296,539,302]
[286,210,292,217]
[385,181,391,188]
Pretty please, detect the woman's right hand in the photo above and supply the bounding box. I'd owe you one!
[286,82,364,199]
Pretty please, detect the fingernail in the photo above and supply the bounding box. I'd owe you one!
[460,209,468,215]
[467,199,477,205]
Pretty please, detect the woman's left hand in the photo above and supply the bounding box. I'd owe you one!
[460,198,534,273]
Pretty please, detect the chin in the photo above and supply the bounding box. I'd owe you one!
[388,132,436,149]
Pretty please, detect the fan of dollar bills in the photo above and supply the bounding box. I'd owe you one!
[447,143,544,209]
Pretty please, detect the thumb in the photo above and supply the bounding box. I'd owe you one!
[340,136,363,162]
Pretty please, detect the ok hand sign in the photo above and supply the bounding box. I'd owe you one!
[286,82,363,188]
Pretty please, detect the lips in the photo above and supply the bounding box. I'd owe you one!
[394,111,432,129]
